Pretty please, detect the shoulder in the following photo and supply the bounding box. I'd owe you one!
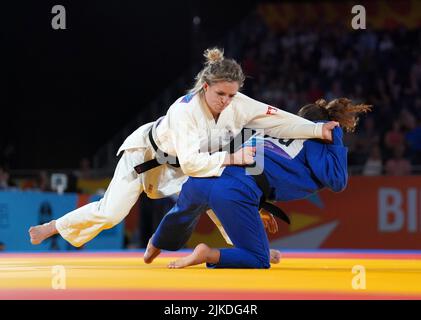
[233,92,260,105]
[168,93,200,114]
[170,93,199,107]
[232,92,270,113]
[166,93,204,126]
[179,92,196,104]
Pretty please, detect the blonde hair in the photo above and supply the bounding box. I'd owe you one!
[189,48,245,94]
[298,98,372,132]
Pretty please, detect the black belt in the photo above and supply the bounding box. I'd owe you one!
[252,171,291,225]
[134,127,180,174]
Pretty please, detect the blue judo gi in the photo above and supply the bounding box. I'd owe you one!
[151,126,348,268]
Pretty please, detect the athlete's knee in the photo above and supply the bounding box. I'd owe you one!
[259,257,271,269]
[95,204,126,229]
[153,234,185,251]
[103,216,123,229]
[244,255,270,269]
[261,251,271,269]
[254,250,270,269]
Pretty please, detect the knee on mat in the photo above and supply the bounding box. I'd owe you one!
[243,255,270,269]
[240,250,270,269]
[260,259,271,269]
[256,251,271,269]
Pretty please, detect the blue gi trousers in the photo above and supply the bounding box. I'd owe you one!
[152,171,271,269]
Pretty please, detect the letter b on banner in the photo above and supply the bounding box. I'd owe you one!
[379,188,404,232]
[379,188,418,233]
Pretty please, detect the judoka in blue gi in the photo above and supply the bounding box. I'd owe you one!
[144,98,371,269]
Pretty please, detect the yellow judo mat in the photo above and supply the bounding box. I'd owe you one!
[1,251,421,299]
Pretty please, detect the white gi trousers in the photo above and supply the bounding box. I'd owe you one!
[55,149,145,247]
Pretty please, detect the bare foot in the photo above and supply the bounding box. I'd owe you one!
[143,237,161,264]
[29,220,58,245]
[270,249,281,264]
[168,243,217,269]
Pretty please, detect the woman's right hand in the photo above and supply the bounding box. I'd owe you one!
[322,121,340,142]
[223,146,256,166]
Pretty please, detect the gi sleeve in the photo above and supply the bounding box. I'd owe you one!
[169,110,228,177]
[239,94,324,139]
[305,127,348,192]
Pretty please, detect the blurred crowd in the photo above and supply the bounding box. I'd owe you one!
[0,157,94,192]
[228,13,421,175]
[1,13,421,195]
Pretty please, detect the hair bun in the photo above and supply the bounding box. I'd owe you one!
[315,99,327,108]
[204,48,224,65]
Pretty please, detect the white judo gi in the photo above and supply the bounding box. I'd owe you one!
[56,92,324,247]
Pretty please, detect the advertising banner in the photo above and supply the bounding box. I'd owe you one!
[187,176,421,250]
[0,191,124,251]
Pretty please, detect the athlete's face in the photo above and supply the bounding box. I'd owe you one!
[203,81,239,117]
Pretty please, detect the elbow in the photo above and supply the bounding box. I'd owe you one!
[331,175,348,192]
[179,158,210,177]
[178,153,224,177]
[180,162,201,177]
[332,182,347,193]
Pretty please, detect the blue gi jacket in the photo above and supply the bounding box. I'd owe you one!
[222,125,348,201]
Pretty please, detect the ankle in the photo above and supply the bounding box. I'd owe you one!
[206,248,220,264]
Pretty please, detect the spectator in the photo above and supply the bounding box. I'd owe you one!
[363,145,383,176]
[385,146,412,176]
[384,120,404,151]
[399,108,417,132]
[378,34,394,52]
[410,54,421,91]
[36,171,52,192]
[319,48,339,78]
[0,167,10,190]
[348,137,370,169]
[306,79,324,103]
[75,157,92,180]
[358,116,380,152]
[405,118,421,166]
[325,81,343,102]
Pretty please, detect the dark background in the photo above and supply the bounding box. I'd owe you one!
[1,0,258,169]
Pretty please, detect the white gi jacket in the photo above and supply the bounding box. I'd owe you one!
[117,92,324,199]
